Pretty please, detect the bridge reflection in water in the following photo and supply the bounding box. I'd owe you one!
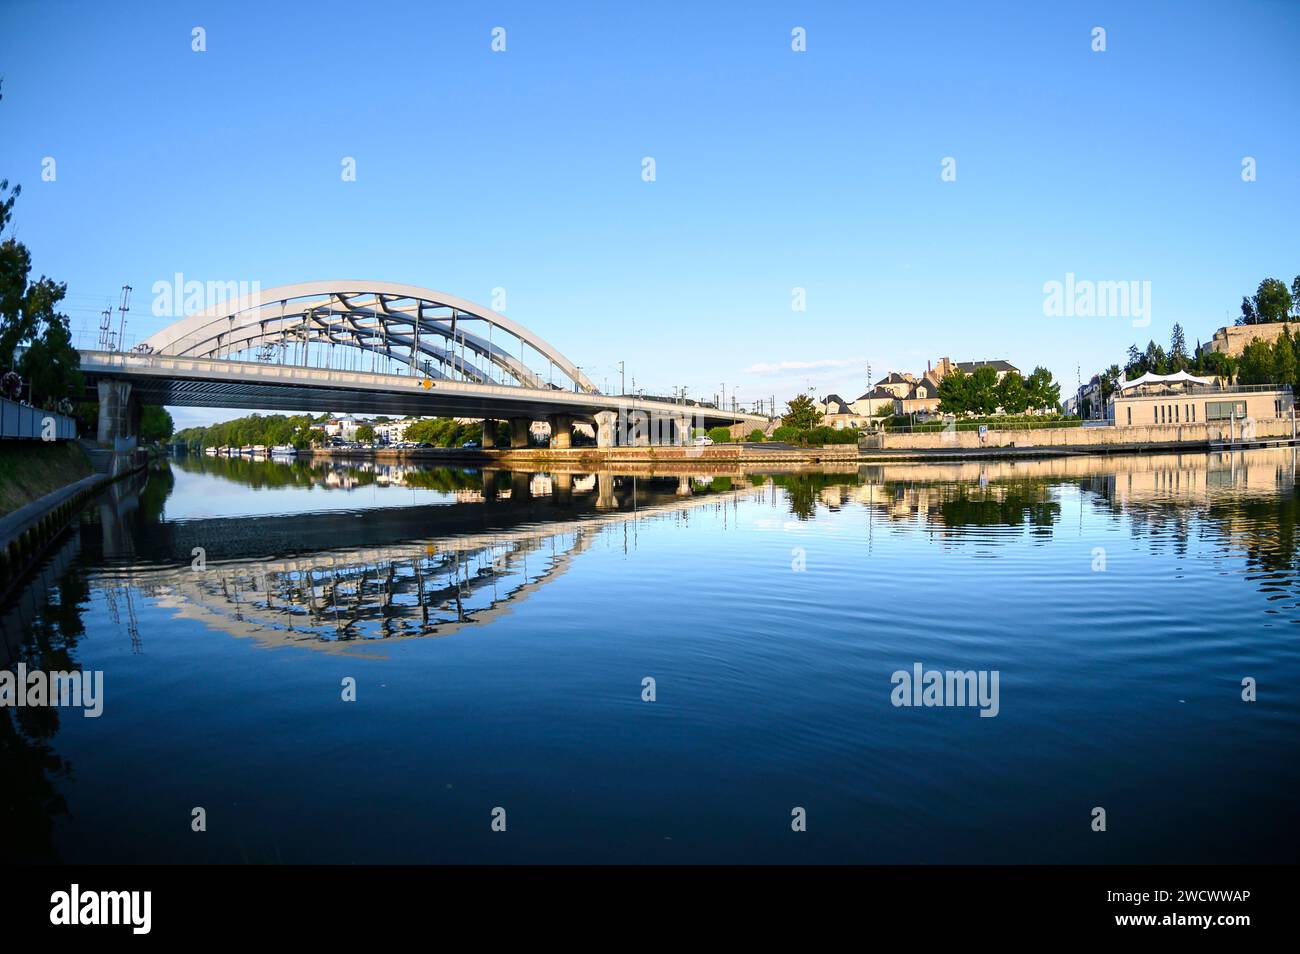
[74,462,765,656]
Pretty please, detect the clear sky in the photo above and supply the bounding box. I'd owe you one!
[2,0,1297,428]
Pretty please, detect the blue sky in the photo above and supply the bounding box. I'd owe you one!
[2,0,1298,428]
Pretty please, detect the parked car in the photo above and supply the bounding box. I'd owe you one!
[694,436,713,446]
[462,440,480,449]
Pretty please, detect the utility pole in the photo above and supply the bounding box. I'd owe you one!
[619,360,625,396]
[116,284,132,353]
[98,308,112,350]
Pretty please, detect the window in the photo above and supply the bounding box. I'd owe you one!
[1206,400,1247,421]
[1126,407,1131,426]
[1191,404,1196,422]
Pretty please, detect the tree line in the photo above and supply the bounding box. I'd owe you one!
[936,366,1060,416]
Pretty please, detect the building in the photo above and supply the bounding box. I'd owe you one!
[818,394,870,430]
[849,387,898,418]
[1202,322,1296,357]
[872,372,916,399]
[322,416,362,441]
[952,359,1019,382]
[895,373,942,417]
[1076,375,1105,421]
[373,418,420,443]
[1107,370,1293,427]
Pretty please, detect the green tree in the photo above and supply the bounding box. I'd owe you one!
[1200,349,1237,384]
[1241,278,1294,325]
[1026,366,1061,412]
[747,428,765,442]
[1099,364,1123,405]
[967,366,1000,415]
[0,176,83,409]
[996,373,1029,414]
[937,368,970,414]
[782,393,821,431]
[1169,323,1189,371]
[1272,329,1297,389]
[139,406,174,443]
[355,423,376,443]
[1142,340,1168,375]
[1291,276,1300,318]
[707,426,732,443]
[1125,343,1143,377]
[1237,338,1275,385]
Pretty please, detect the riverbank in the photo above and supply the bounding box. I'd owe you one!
[0,441,94,515]
[0,442,150,603]
[294,425,1300,468]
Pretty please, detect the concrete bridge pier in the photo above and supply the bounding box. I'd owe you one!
[676,475,692,496]
[510,470,533,502]
[595,471,616,509]
[509,418,531,448]
[481,419,497,448]
[552,471,573,503]
[481,468,500,502]
[673,414,693,446]
[96,380,140,446]
[594,411,618,448]
[549,414,574,449]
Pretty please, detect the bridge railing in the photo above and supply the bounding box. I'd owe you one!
[0,395,78,440]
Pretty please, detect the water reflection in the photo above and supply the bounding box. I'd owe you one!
[3,447,1298,863]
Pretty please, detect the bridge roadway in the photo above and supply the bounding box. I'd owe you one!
[78,350,766,445]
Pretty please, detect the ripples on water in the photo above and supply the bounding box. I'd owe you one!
[3,449,1299,863]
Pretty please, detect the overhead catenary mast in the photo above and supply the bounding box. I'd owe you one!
[115,284,132,352]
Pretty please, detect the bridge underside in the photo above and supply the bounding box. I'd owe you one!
[78,351,764,431]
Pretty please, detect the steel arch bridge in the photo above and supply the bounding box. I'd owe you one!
[79,280,767,445]
[136,280,599,394]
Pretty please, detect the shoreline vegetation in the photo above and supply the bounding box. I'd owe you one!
[0,441,93,516]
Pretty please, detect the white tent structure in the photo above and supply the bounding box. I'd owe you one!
[1117,370,1216,391]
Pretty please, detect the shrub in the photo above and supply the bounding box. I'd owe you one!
[707,426,732,444]
[747,428,765,442]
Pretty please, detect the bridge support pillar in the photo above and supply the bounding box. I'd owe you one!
[594,411,618,448]
[677,475,692,496]
[511,470,532,500]
[673,414,693,446]
[553,471,573,503]
[549,414,573,449]
[96,380,139,446]
[481,419,497,448]
[509,418,531,448]
[595,471,616,509]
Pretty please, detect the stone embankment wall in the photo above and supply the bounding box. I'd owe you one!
[881,417,1295,451]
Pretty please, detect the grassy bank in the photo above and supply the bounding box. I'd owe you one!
[0,441,94,516]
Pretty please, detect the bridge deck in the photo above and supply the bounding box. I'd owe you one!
[79,350,765,427]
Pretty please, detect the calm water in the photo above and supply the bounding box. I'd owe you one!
[4,450,1299,864]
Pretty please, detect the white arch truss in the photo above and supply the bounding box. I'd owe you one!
[137,281,599,393]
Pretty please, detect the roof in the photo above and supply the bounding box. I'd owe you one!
[821,394,851,414]
[903,381,938,400]
[1118,370,1215,391]
[955,360,1018,373]
[875,372,913,386]
[854,387,898,402]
